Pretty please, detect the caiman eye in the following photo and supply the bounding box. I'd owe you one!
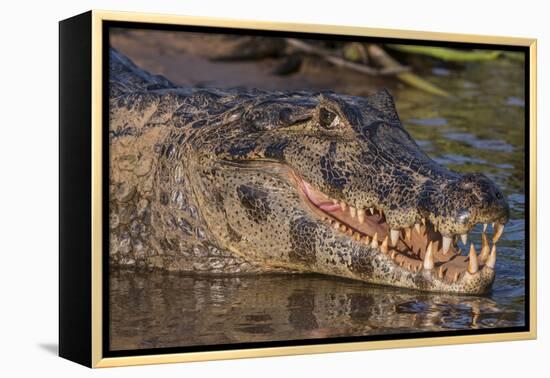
[319,108,341,129]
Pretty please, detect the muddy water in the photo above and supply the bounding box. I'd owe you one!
[110,31,526,351]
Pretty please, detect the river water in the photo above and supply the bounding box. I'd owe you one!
[109,32,526,351]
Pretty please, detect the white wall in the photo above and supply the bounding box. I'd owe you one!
[0,0,546,376]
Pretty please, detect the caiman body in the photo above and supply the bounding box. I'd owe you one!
[109,48,509,294]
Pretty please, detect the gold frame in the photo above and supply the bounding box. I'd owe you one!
[90,9,537,368]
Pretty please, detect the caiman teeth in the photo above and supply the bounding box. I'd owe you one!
[340,201,347,211]
[381,236,389,254]
[438,265,446,279]
[452,272,460,283]
[357,209,365,224]
[322,209,503,277]
[479,232,490,261]
[483,223,488,232]
[442,236,452,254]
[390,229,400,247]
[371,233,379,249]
[423,241,434,270]
[493,223,504,243]
[486,244,497,269]
[405,228,412,244]
[468,243,479,274]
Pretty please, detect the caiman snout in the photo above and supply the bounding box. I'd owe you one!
[297,166,508,293]
[459,173,509,224]
[427,173,509,239]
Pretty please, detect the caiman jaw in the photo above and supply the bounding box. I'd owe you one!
[296,176,505,288]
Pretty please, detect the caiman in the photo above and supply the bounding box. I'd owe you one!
[108,48,509,294]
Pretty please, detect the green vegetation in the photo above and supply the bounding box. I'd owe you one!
[386,45,502,62]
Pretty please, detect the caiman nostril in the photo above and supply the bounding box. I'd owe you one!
[457,210,470,225]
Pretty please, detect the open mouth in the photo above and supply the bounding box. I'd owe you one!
[295,176,505,284]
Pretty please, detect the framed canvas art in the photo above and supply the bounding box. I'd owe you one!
[59,10,537,368]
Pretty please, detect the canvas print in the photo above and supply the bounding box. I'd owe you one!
[107,26,527,353]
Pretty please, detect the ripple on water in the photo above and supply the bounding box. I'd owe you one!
[406,118,448,127]
[506,97,525,107]
[433,154,487,166]
[443,132,515,152]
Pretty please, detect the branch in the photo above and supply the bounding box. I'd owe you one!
[367,44,450,97]
[284,38,410,76]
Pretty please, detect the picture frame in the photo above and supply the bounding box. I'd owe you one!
[59,10,537,368]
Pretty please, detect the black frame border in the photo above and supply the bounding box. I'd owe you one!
[101,20,531,359]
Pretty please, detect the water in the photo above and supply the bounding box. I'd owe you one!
[110,269,523,350]
[109,35,526,351]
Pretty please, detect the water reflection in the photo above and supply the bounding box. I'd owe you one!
[110,269,524,350]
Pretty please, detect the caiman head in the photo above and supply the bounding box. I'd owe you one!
[182,89,509,294]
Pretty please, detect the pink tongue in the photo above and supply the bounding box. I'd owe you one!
[319,202,341,212]
[302,181,341,212]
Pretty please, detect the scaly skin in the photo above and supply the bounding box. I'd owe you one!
[108,48,509,294]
